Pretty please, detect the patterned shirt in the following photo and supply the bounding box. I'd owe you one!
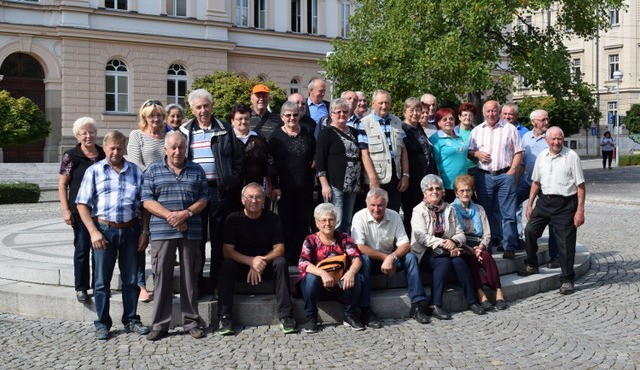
[141,158,208,240]
[75,159,143,223]
[350,208,409,254]
[126,130,165,172]
[468,119,523,172]
[357,112,406,158]
[190,124,217,180]
[298,232,361,279]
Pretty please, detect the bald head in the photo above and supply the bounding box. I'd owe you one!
[288,93,307,115]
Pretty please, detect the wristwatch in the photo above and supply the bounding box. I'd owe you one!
[186,209,194,218]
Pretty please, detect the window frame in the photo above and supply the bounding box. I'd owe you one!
[571,58,582,80]
[290,78,300,94]
[167,0,187,17]
[341,1,351,38]
[105,59,129,113]
[291,0,301,33]
[236,0,249,27]
[307,0,318,34]
[105,0,128,11]
[608,54,620,80]
[609,8,620,25]
[167,64,188,107]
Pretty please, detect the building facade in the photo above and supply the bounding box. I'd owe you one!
[511,3,640,154]
[0,0,355,162]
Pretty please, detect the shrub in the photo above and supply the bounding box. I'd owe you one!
[619,154,640,167]
[0,90,51,148]
[0,183,41,204]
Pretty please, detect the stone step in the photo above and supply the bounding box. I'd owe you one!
[0,163,60,190]
[0,245,590,328]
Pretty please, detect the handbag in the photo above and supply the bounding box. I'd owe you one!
[316,254,347,288]
[432,246,450,258]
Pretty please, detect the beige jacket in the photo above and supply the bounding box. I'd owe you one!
[360,113,404,184]
[410,202,466,263]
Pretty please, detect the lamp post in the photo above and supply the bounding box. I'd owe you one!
[613,70,623,166]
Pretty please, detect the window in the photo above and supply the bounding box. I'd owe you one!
[341,1,351,37]
[608,101,618,127]
[516,15,532,35]
[168,0,187,17]
[255,0,267,29]
[291,0,301,32]
[571,58,582,80]
[105,59,128,112]
[290,78,300,94]
[257,74,267,82]
[167,64,188,107]
[236,0,249,26]
[608,54,620,80]
[609,8,619,25]
[307,0,318,34]
[105,0,127,10]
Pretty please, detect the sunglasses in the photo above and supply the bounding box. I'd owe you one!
[143,100,162,107]
[426,187,442,192]
[283,113,299,118]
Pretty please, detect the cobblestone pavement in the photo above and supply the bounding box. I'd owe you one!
[1,163,639,369]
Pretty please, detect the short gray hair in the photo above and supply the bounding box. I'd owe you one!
[241,182,265,197]
[420,174,444,192]
[308,77,325,91]
[355,91,367,100]
[372,89,391,103]
[187,89,212,107]
[503,102,519,114]
[165,103,184,115]
[530,109,547,121]
[330,98,349,113]
[72,117,97,136]
[366,188,388,205]
[164,130,187,148]
[314,203,337,221]
[280,101,299,115]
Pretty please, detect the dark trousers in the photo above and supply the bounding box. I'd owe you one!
[524,194,578,283]
[602,150,613,168]
[381,173,401,213]
[460,248,502,291]
[71,213,93,291]
[278,187,313,265]
[199,185,234,289]
[300,272,362,319]
[419,253,477,307]
[218,256,293,319]
[401,181,423,235]
[149,238,202,332]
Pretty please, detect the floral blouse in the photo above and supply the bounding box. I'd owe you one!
[298,232,361,279]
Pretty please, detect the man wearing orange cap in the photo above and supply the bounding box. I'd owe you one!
[249,84,283,142]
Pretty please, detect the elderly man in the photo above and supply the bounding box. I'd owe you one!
[355,91,369,118]
[217,183,296,335]
[305,77,330,139]
[519,127,585,295]
[352,188,431,328]
[340,90,360,128]
[502,103,529,139]
[420,93,438,137]
[517,110,559,268]
[142,131,209,341]
[179,88,243,292]
[250,84,282,142]
[357,89,409,212]
[289,92,316,137]
[467,100,523,259]
[76,130,150,340]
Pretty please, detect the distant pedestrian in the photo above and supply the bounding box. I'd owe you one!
[600,131,615,170]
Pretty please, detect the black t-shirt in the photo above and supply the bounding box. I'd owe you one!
[223,210,284,256]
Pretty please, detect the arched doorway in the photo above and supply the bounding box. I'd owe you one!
[0,53,46,162]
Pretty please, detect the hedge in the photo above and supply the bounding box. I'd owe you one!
[0,183,41,204]
[619,154,640,167]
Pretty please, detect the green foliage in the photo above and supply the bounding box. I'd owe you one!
[619,154,640,167]
[187,72,288,121]
[624,104,640,134]
[0,183,40,204]
[0,90,51,148]
[322,0,625,111]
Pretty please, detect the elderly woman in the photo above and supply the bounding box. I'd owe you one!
[127,99,167,302]
[429,108,468,203]
[229,103,272,211]
[269,101,316,265]
[298,203,364,333]
[452,175,507,310]
[455,102,478,172]
[315,98,361,233]
[411,174,486,319]
[401,97,438,234]
[164,103,184,131]
[58,117,106,302]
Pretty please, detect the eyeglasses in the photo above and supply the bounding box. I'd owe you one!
[283,113,299,118]
[457,189,473,193]
[425,187,442,192]
[243,194,265,201]
[331,110,349,115]
[144,100,162,107]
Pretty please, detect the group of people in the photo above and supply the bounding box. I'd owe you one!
[58,78,586,340]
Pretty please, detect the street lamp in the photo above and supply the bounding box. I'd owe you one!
[613,70,623,166]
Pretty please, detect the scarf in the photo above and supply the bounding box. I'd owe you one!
[452,198,483,237]
[425,200,447,237]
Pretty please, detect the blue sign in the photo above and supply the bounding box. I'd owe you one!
[591,127,597,136]
[608,112,614,125]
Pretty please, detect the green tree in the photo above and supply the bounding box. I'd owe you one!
[517,93,598,137]
[624,104,640,134]
[188,71,288,120]
[0,90,51,148]
[322,0,624,115]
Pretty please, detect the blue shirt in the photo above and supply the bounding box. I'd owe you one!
[75,158,144,223]
[141,158,209,240]
[521,131,549,183]
[515,122,529,138]
[307,98,329,124]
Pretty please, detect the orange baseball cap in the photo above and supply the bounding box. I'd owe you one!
[252,84,271,94]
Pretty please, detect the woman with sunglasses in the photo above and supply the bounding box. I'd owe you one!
[127,99,167,302]
[411,174,486,319]
[315,98,361,234]
[268,101,316,265]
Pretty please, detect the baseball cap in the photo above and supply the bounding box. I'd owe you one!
[252,84,270,94]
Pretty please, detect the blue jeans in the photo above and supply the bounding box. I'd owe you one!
[475,172,518,251]
[300,271,362,319]
[360,253,427,307]
[72,213,93,291]
[330,186,357,234]
[419,254,477,307]
[93,223,141,330]
[517,177,559,259]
